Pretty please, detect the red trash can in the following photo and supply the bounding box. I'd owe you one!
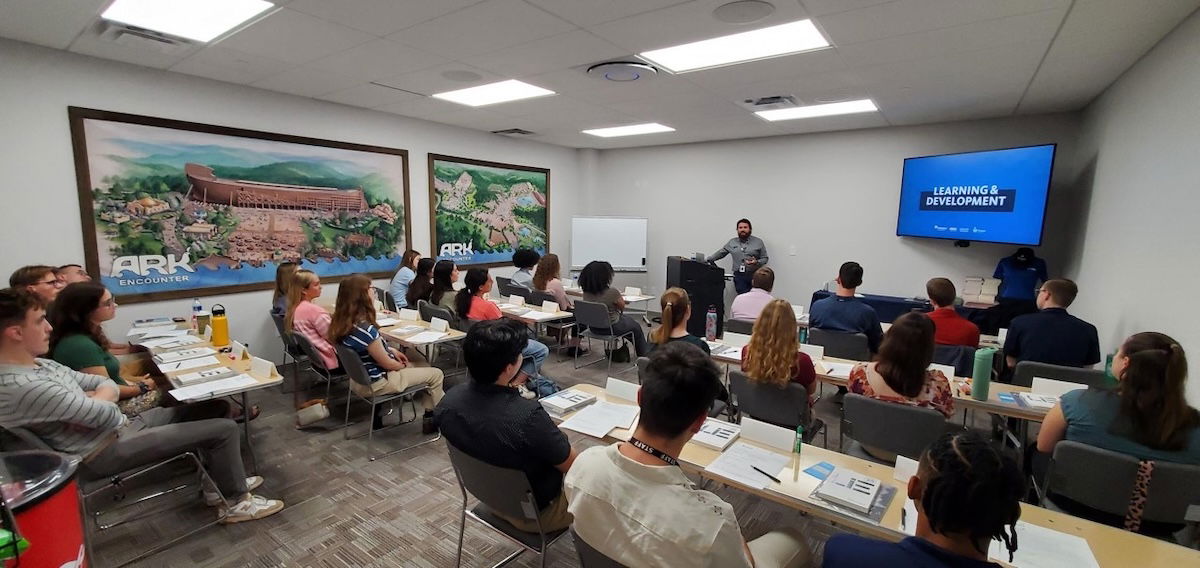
[1,451,85,568]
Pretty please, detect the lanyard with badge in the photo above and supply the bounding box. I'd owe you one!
[628,436,679,467]
[737,242,747,273]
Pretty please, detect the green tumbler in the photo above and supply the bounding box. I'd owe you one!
[971,347,997,401]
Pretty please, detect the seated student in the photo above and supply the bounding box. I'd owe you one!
[740,300,817,405]
[455,268,550,397]
[405,257,435,308]
[925,278,979,348]
[510,248,541,290]
[848,312,955,419]
[565,342,811,568]
[285,269,337,424]
[0,290,284,523]
[56,264,91,285]
[731,266,776,321]
[9,265,63,308]
[1037,331,1200,464]
[809,261,883,353]
[532,253,572,311]
[823,430,1023,568]
[329,274,444,433]
[434,319,577,532]
[650,287,709,354]
[1004,279,1100,369]
[389,249,421,309]
[578,260,650,356]
[270,261,298,317]
[48,282,251,419]
[428,260,459,312]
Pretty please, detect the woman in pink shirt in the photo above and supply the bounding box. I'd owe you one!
[285,269,339,425]
[532,253,573,311]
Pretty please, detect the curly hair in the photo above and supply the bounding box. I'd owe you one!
[577,261,613,295]
[532,253,560,291]
[742,300,798,387]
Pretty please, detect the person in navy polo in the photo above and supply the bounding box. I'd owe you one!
[1003,279,1100,370]
[993,247,1048,305]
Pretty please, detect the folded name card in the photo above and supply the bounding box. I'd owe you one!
[430,317,449,332]
[397,308,419,321]
[541,300,558,313]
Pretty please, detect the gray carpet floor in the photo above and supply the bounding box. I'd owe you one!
[88,341,935,567]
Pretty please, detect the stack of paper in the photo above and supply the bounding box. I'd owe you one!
[540,389,597,417]
[131,328,189,340]
[1016,393,1058,409]
[988,521,1100,568]
[169,374,259,401]
[391,325,425,336]
[132,317,174,327]
[175,366,236,386]
[128,324,179,337]
[405,331,447,344]
[154,347,218,364]
[814,468,882,513]
[559,401,639,438]
[703,441,790,490]
[820,361,857,378]
[523,310,562,321]
[692,418,741,451]
[376,317,400,327]
[156,355,222,373]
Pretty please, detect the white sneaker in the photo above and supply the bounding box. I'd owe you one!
[516,384,537,400]
[221,494,285,524]
[204,475,264,506]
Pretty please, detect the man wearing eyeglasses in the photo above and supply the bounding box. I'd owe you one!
[8,265,64,306]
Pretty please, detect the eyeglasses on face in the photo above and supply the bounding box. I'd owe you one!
[38,279,64,288]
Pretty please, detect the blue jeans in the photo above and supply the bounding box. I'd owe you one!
[522,338,549,378]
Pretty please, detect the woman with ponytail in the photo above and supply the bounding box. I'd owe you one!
[1038,331,1200,463]
[824,430,1024,567]
[455,268,552,398]
[649,287,709,354]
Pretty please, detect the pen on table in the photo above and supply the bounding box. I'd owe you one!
[752,465,781,484]
[902,505,908,530]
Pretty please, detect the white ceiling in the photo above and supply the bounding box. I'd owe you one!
[1,0,1196,148]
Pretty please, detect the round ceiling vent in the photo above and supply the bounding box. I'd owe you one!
[586,61,658,82]
[713,1,775,24]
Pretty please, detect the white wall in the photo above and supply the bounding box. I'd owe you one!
[0,39,584,363]
[1071,10,1200,404]
[592,115,1083,307]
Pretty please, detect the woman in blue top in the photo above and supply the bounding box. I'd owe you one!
[1038,331,1200,464]
[388,250,421,308]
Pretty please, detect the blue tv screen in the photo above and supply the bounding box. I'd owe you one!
[896,144,1056,246]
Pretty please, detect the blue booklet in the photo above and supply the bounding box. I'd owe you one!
[803,461,836,480]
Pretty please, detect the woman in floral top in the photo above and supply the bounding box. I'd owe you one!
[847,312,955,418]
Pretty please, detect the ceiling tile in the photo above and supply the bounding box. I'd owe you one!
[817,0,1068,45]
[460,30,629,78]
[374,62,501,96]
[217,8,374,64]
[529,68,704,106]
[287,0,485,36]
[307,39,447,81]
[419,108,528,132]
[387,0,575,60]
[317,82,425,108]
[588,0,812,54]
[170,46,292,84]
[251,66,358,97]
[67,34,194,70]
[767,112,891,134]
[603,91,747,124]
[800,0,897,17]
[375,95,470,118]
[0,0,106,49]
[524,0,688,27]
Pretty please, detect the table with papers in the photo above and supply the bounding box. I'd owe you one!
[553,383,1198,567]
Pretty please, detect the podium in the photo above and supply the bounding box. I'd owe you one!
[665,256,725,338]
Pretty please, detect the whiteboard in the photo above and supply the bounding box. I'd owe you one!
[570,216,648,272]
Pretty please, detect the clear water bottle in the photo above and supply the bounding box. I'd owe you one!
[191,298,203,330]
[705,305,717,341]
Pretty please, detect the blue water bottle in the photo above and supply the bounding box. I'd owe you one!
[705,306,717,341]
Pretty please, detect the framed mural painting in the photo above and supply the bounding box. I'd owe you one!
[68,107,411,303]
[427,154,549,267]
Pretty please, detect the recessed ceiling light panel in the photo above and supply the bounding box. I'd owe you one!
[639,19,830,73]
[101,0,275,43]
[755,99,878,121]
[582,123,675,138]
[431,80,555,107]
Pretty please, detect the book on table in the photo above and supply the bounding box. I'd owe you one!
[153,346,218,364]
[814,467,882,514]
[540,389,597,416]
[692,418,741,451]
[1016,393,1058,409]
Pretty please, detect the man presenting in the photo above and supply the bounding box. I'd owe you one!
[707,218,768,295]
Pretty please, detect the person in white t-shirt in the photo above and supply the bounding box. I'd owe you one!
[564,342,811,568]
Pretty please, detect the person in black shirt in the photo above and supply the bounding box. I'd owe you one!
[433,319,577,532]
[1003,279,1100,369]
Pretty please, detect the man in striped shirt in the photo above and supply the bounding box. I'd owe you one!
[0,289,284,524]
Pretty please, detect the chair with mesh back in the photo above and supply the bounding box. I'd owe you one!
[270,312,309,393]
[724,318,755,336]
[291,332,348,402]
[728,370,826,447]
[1012,361,1109,389]
[572,299,636,376]
[571,527,629,568]
[1042,440,1200,539]
[446,442,568,568]
[808,328,871,361]
[841,393,948,464]
[334,344,438,461]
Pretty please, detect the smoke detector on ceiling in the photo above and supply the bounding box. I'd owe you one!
[586,61,658,82]
[738,95,798,111]
[97,21,196,54]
